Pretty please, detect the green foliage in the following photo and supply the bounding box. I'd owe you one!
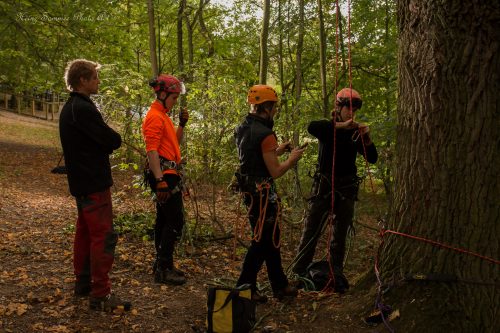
[114,211,155,240]
[0,0,398,234]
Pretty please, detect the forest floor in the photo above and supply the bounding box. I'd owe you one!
[0,110,393,333]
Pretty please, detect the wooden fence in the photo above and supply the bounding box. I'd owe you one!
[0,91,66,121]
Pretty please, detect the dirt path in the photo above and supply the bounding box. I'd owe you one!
[0,112,383,333]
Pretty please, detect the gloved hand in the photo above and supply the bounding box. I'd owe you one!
[179,108,189,127]
[156,180,171,202]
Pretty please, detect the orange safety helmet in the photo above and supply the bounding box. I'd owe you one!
[336,88,362,109]
[149,74,186,94]
[247,85,278,105]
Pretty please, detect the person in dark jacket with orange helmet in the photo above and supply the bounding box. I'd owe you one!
[59,59,131,312]
[142,74,189,285]
[234,84,306,302]
[292,88,378,293]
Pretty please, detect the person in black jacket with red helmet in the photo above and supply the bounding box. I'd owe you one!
[59,59,130,312]
[292,88,378,293]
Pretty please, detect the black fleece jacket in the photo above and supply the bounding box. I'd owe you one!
[59,92,121,197]
[308,119,378,179]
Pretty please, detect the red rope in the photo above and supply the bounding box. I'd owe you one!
[379,229,500,265]
[323,0,342,293]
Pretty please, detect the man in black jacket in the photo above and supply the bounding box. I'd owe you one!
[59,59,131,312]
[292,88,378,293]
[234,85,306,303]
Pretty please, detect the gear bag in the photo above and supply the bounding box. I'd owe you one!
[206,284,256,333]
[307,260,331,291]
[307,261,350,292]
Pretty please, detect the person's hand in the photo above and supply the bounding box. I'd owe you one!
[289,146,306,165]
[276,141,292,155]
[358,124,372,145]
[335,119,358,130]
[179,108,189,127]
[156,180,171,202]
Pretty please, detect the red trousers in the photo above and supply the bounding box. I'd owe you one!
[74,188,118,297]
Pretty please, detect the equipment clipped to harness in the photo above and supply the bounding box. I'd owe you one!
[143,156,183,188]
[206,284,256,333]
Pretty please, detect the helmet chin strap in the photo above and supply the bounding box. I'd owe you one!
[157,92,170,110]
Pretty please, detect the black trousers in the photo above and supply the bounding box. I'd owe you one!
[236,193,288,293]
[153,174,185,270]
[293,177,356,276]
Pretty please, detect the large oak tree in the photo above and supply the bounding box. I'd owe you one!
[379,1,499,331]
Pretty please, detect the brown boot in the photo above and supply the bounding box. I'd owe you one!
[154,268,187,285]
[273,284,298,300]
[89,293,132,312]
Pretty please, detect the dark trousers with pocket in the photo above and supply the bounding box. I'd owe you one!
[154,174,185,270]
[74,188,118,298]
[236,193,288,293]
[293,177,356,276]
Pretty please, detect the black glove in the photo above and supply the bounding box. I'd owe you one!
[179,108,189,127]
[156,180,171,202]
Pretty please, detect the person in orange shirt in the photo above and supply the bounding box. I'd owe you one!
[142,74,189,285]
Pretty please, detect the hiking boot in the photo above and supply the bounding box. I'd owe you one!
[251,291,268,304]
[152,260,186,277]
[74,281,91,297]
[273,284,298,300]
[154,268,187,285]
[172,266,186,277]
[89,293,132,312]
[333,273,350,294]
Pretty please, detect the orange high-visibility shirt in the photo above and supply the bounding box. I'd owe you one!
[142,100,181,175]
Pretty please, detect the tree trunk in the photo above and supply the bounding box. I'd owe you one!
[177,0,186,109]
[379,1,500,331]
[147,0,158,77]
[177,0,185,75]
[335,3,347,87]
[317,0,329,117]
[382,0,394,205]
[184,9,194,82]
[277,0,286,114]
[259,0,271,84]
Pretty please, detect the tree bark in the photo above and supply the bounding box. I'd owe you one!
[177,0,186,108]
[147,0,158,77]
[317,0,329,117]
[177,0,185,75]
[379,1,500,331]
[259,0,271,84]
[291,0,305,201]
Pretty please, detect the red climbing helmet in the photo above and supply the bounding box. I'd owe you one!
[336,88,362,109]
[149,74,186,94]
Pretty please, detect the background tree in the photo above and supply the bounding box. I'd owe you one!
[259,0,271,84]
[0,0,399,246]
[317,0,329,117]
[378,1,500,331]
[147,0,158,76]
